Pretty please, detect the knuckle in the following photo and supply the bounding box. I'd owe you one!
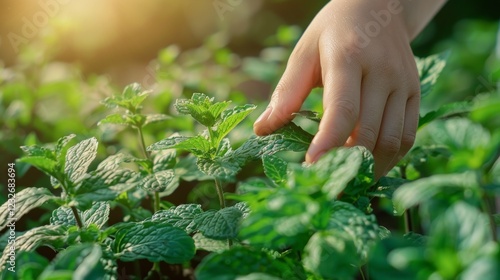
[356,126,378,150]
[331,99,359,121]
[400,132,416,151]
[377,134,401,155]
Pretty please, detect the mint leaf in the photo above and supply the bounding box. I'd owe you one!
[0,251,49,280]
[148,135,211,157]
[73,168,139,210]
[175,93,230,127]
[20,145,55,159]
[193,233,228,253]
[0,225,68,271]
[213,104,256,144]
[151,204,203,234]
[262,155,287,186]
[17,156,58,179]
[65,137,98,185]
[428,202,493,276]
[0,188,56,231]
[240,188,320,249]
[140,170,177,193]
[144,114,171,126]
[102,83,149,111]
[113,222,195,263]
[98,113,130,126]
[152,150,177,172]
[303,230,360,280]
[195,247,295,280]
[416,52,449,97]
[292,110,322,123]
[328,201,379,260]
[195,206,243,240]
[418,101,471,128]
[393,172,479,215]
[197,157,240,180]
[51,202,110,229]
[81,202,110,229]
[38,244,105,280]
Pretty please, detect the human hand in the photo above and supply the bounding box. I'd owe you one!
[254,0,445,178]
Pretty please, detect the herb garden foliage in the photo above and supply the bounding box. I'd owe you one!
[1,52,500,280]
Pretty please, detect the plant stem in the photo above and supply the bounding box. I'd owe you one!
[481,193,498,242]
[137,126,150,159]
[400,165,414,233]
[154,191,161,213]
[70,206,84,229]
[214,178,226,209]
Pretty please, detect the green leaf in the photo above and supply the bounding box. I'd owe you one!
[0,188,56,231]
[368,177,409,199]
[213,104,256,144]
[423,118,490,151]
[102,83,149,111]
[393,172,479,215]
[0,251,49,280]
[73,168,139,210]
[152,150,177,172]
[51,202,110,229]
[175,93,230,127]
[428,202,493,278]
[20,145,55,159]
[328,201,379,260]
[0,225,68,272]
[151,204,203,234]
[418,101,471,128]
[292,110,322,123]
[65,137,99,185]
[144,114,171,126]
[240,188,320,249]
[194,206,243,240]
[262,155,287,186]
[302,230,360,280]
[231,122,313,166]
[148,135,211,157]
[81,202,110,229]
[38,244,105,280]
[416,52,449,97]
[197,157,240,180]
[192,233,228,253]
[140,170,177,193]
[54,134,77,163]
[98,113,130,126]
[17,156,58,179]
[113,222,195,263]
[195,247,295,280]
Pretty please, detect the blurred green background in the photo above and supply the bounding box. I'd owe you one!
[0,0,499,205]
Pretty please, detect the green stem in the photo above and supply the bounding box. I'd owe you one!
[215,178,226,209]
[137,126,150,159]
[154,191,161,213]
[70,206,84,229]
[481,193,498,242]
[137,125,162,276]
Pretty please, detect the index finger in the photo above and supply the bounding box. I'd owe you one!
[306,54,362,163]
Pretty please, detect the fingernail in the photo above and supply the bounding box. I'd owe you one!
[305,144,325,164]
[255,107,272,125]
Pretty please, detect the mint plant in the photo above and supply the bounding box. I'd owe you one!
[1,52,499,280]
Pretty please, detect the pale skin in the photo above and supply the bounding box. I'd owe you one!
[254,0,448,178]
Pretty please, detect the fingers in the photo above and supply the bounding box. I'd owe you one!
[385,93,420,174]
[305,57,363,163]
[372,92,407,178]
[346,72,390,151]
[253,41,320,136]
